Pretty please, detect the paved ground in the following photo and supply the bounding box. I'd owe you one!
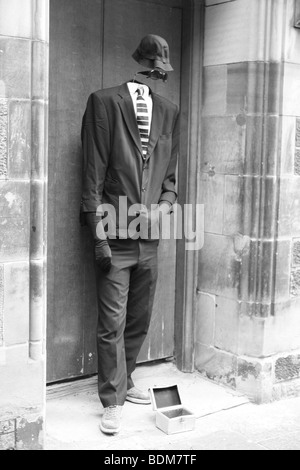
[46,361,300,450]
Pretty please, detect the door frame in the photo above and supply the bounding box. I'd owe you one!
[45,0,205,377]
[175,0,204,372]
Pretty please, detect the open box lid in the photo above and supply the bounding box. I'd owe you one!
[149,385,182,411]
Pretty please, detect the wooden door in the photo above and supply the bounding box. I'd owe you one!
[47,0,183,383]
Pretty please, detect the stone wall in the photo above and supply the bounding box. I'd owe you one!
[196,0,300,403]
[0,0,48,449]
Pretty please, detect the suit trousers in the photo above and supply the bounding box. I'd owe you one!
[95,238,159,407]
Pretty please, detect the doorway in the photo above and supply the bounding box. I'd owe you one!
[47,0,185,383]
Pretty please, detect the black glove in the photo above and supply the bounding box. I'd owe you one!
[85,212,112,273]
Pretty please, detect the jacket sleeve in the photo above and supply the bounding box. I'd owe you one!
[81,93,110,213]
[159,108,180,207]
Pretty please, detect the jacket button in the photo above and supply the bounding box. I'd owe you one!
[142,188,146,192]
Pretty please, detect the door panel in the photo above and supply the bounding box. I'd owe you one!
[47,0,182,382]
[47,0,104,382]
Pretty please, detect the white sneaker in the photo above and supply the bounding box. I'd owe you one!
[126,387,151,405]
[100,405,122,435]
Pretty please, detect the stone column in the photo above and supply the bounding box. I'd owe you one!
[195,0,300,403]
[0,0,48,450]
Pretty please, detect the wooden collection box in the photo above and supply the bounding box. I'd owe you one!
[149,385,196,435]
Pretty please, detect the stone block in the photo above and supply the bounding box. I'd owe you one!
[278,177,300,238]
[195,343,237,389]
[195,343,215,371]
[265,63,282,115]
[0,99,8,179]
[239,238,280,306]
[3,262,30,346]
[291,268,300,297]
[226,63,248,114]
[195,292,215,346]
[223,175,244,235]
[236,356,273,404]
[293,239,300,267]
[240,302,273,318]
[0,0,32,38]
[296,118,300,148]
[244,116,280,177]
[265,299,300,355]
[264,116,281,175]
[0,38,31,99]
[245,62,265,115]
[8,100,31,179]
[214,296,240,354]
[0,181,30,262]
[0,181,30,219]
[204,0,283,67]
[198,233,241,299]
[238,314,265,357]
[239,176,260,238]
[201,116,246,175]
[283,63,300,117]
[0,420,15,434]
[32,41,48,101]
[275,354,300,383]
[31,101,46,179]
[294,150,300,176]
[280,116,295,175]
[284,0,300,64]
[199,172,224,234]
[0,218,30,262]
[227,61,281,117]
[272,377,300,401]
[232,233,251,268]
[274,240,292,302]
[249,240,279,303]
[244,116,263,176]
[204,0,255,66]
[0,432,15,450]
[0,361,44,418]
[16,414,43,450]
[203,65,227,116]
[0,344,28,366]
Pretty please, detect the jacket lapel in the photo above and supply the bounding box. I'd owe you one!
[118,84,143,156]
[147,93,164,159]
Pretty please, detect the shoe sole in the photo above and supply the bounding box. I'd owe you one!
[100,423,121,435]
[126,396,151,405]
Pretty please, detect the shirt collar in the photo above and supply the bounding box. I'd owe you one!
[127,81,151,99]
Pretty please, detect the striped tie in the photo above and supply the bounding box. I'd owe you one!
[136,87,150,159]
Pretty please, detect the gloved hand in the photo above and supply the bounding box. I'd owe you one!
[85,212,112,273]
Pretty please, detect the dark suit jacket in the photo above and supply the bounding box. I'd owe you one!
[81,82,179,236]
